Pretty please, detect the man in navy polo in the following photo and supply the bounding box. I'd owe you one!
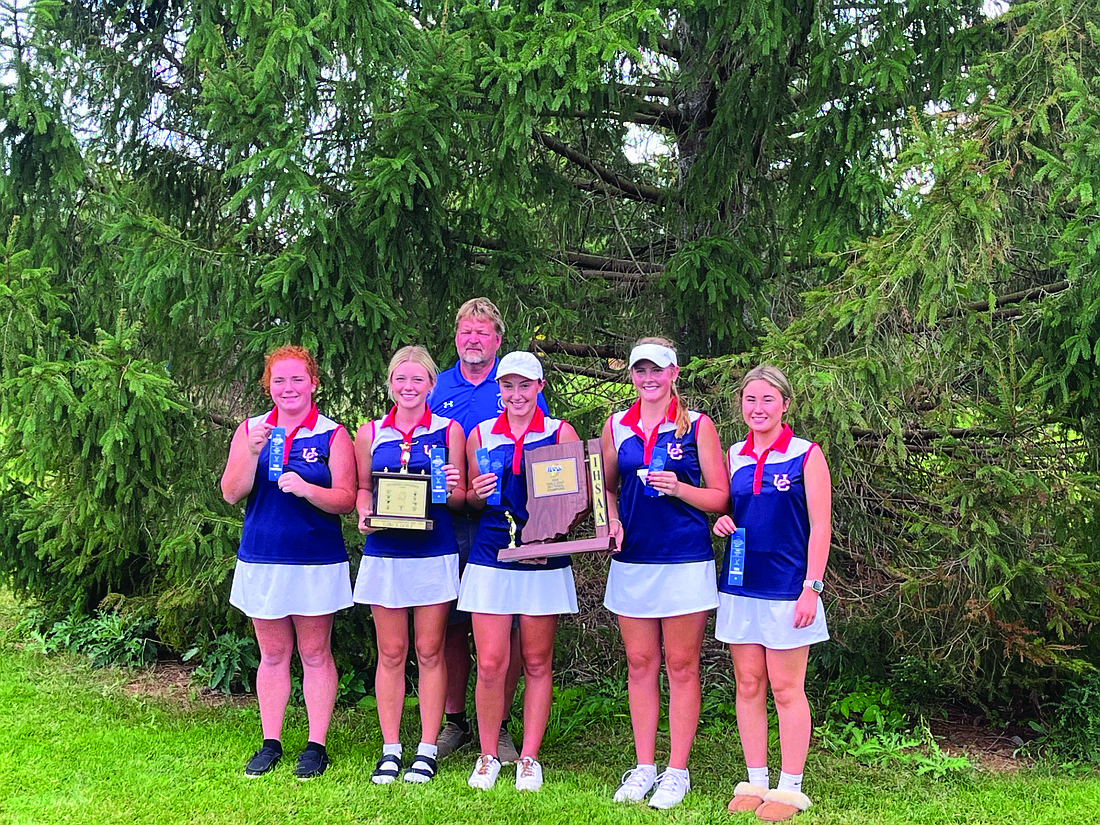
[429,298,548,761]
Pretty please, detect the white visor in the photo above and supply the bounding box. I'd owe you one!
[496,351,544,381]
[628,344,678,369]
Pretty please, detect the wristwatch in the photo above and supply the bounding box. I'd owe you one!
[803,579,824,593]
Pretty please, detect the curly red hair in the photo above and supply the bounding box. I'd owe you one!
[261,345,319,391]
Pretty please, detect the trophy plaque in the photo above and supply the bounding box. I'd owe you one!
[497,439,617,561]
[367,471,434,531]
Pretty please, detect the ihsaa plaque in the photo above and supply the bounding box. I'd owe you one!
[497,439,617,561]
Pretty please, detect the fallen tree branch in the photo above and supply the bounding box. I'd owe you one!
[541,359,624,381]
[533,339,624,359]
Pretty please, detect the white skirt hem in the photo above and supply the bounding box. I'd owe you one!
[230,560,353,620]
[603,558,718,618]
[458,563,578,616]
[715,591,829,649]
[353,553,459,608]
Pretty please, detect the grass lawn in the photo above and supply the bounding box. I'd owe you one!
[1,608,1097,825]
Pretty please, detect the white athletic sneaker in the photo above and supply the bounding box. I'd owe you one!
[648,769,690,809]
[613,765,657,802]
[467,754,501,790]
[515,756,544,792]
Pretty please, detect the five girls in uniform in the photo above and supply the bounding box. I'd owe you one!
[223,338,829,820]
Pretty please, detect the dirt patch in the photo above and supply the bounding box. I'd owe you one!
[928,712,1034,772]
[121,660,252,710]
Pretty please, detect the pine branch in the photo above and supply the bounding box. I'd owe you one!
[541,103,682,130]
[616,84,673,99]
[532,130,675,204]
[467,236,664,274]
[575,267,652,284]
[942,276,1071,320]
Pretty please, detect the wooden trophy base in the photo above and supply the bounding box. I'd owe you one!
[497,534,616,562]
[367,516,435,531]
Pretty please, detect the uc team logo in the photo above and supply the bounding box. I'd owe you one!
[773,473,791,491]
[302,447,320,463]
[666,442,684,460]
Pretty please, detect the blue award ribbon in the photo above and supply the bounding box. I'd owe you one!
[475,447,502,505]
[430,446,447,504]
[267,427,286,481]
[727,527,746,588]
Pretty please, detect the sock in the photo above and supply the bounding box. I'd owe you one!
[262,738,282,754]
[777,771,803,793]
[664,766,689,779]
[416,742,438,760]
[747,766,769,788]
[304,741,326,757]
[446,711,470,732]
[382,742,402,757]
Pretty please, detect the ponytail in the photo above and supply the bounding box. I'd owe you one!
[670,384,691,438]
[634,336,692,437]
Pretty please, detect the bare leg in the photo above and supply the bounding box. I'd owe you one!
[765,646,812,775]
[661,611,707,770]
[292,613,338,745]
[617,615,662,766]
[412,602,451,745]
[444,620,473,714]
[730,644,770,770]
[371,605,410,744]
[516,614,558,760]
[252,617,295,741]
[503,624,523,719]
[470,613,512,755]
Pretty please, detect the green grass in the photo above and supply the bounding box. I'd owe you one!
[1,606,1098,824]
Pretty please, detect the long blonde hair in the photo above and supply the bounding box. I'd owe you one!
[635,336,691,438]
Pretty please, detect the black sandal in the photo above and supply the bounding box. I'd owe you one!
[403,754,438,783]
[371,753,403,784]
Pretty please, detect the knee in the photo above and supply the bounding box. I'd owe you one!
[665,653,700,686]
[297,640,335,671]
[735,671,768,700]
[625,650,660,680]
[377,639,409,671]
[477,648,509,683]
[521,650,553,681]
[258,642,293,669]
[769,680,807,710]
[414,638,444,671]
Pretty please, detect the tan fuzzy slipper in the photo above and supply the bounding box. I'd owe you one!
[755,789,812,821]
[728,782,770,813]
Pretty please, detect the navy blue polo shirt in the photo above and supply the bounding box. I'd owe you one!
[429,357,549,436]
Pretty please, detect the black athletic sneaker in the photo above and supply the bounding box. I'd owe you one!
[293,748,329,780]
[244,745,282,777]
